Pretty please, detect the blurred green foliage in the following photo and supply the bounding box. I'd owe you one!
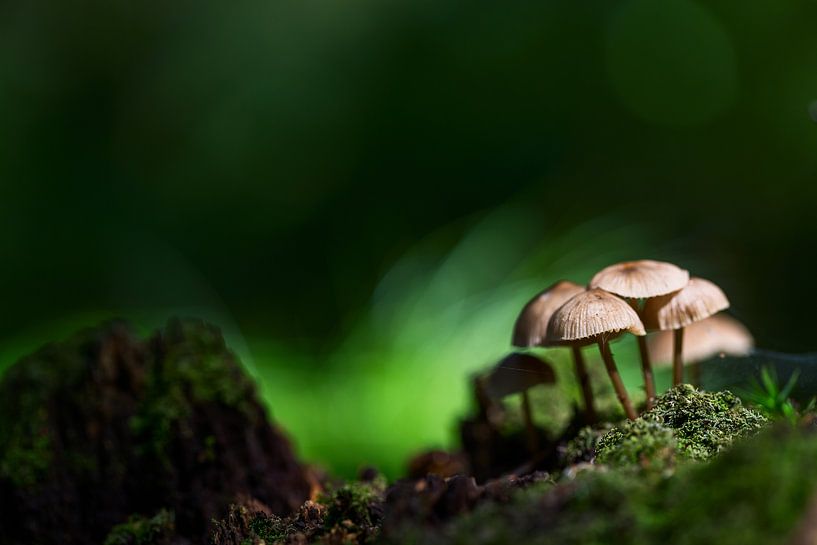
[1,0,817,475]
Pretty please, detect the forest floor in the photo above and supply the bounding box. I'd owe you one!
[1,319,815,545]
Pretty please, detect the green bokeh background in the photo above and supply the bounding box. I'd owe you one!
[1,0,816,476]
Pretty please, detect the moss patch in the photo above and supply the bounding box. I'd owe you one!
[212,479,386,545]
[0,328,101,488]
[595,420,676,472]
[103,510,175,545]
[560,424,614,466]
[402,424,817,545]
[319,478,386,530]
[655,424,817,545]
[130,319,258,464]
[597,385,767,467]
[0,319,309,545]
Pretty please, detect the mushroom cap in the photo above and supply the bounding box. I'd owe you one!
[648,313,754,364]
[643,277,730,331]
[545,288,646,346]
[512,280,585,347]
[481,353,556,400]
[589,259,689,299]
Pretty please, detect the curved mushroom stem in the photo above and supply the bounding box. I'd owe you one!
[672,327,685,386]
[637,336,656,410]
[597,340,637,420]
[571,345,597,424]
[520,390,539,454]
[627,298,655,411]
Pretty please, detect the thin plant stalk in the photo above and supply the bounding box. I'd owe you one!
[520,390,538,454]
[637,336,656,410]
[597,340,637,420]
[673,327,685,386]
[628,298,656,411]
[571,345,597,423]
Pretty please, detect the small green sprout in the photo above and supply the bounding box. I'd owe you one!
[741,367,815,424]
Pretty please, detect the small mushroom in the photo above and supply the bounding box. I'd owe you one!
[589,260,690,298]
[546,288,645,420]
[479,353,556,454]
[512,281,596,422]
[589,259,689,409]
[648,313,753,363]
[647,313,752,385]
[643,277,730,386]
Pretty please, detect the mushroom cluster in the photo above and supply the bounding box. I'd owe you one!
[511,260,754,421]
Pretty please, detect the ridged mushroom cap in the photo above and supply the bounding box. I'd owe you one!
[545,288,646,346]
[481,353,556,400]
[512,280,585,347]
[589,259,689,299]
[643,277,730,331]
[647,313,754,365]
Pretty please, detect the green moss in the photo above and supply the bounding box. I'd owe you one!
[597,385,767,467]
[0,407,52,488]
[433,474,648,545]
[244,512,294,544]
[595,420,676,472]
[655,424,817,545]
[212,478,387,545]
[103,510,175,545]
[561,424,614,466]
[319,478,386,529]
[0,329,96,487]
[407,424,817,545]
[645,385,767,460]
[131,319,258,464]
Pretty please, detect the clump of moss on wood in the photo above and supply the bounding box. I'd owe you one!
[130,319,258,464]
[103,510,175,545]
[560,424,614,466]
[319,478,386,531]
[654,423,817,545]
[596,420,677,472]
[211,479,386,545]
[0,329,96,488]
[597,384,767,467]
[398,423,817,545]
[0,319,310,545]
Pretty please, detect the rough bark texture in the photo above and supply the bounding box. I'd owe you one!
[0,318,310,545]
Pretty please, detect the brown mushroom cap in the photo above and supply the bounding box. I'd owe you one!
[545,288,646,346]
[647,313,754,364]
[481,353,556,400]
[643,276,730,331]
[589,259,689,299]
[512,280,585,347]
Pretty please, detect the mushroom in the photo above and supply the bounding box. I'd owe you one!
[546,288,645,420]
[648,313,753,386]
[647,313,754,364]
[512,280,596,422]
[643,277,730,386]
[589,259,689,409]
[477,352,556,453]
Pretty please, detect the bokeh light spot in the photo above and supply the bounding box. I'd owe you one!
[605,0,738,126]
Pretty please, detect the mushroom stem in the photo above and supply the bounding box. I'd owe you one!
[637,336,656,410]
[473,376,492,421]
[627,298,655,411]
[571,345,597,424]
[597,340,637,420]
[520,390,538,454]
[673,327,685,386]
